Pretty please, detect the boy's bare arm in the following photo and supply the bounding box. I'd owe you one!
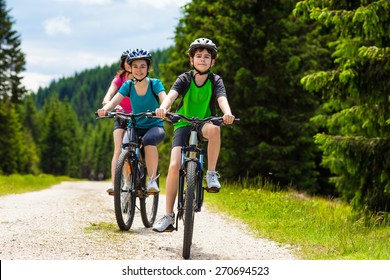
[156,90,178,116]
[217,96,235,124]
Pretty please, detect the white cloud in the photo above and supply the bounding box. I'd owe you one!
[56,0,112,4]
[43,16,72,36]
[22,72,61,92]
[128,0,188,9]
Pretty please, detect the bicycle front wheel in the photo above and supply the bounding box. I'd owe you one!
[114,150,136,231]
[140,176,159,228]
[182,160,197,259]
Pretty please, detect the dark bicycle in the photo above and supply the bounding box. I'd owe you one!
[164,112,239,259]
[97,111,159,231]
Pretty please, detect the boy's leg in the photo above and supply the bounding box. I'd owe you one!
[165,146,182,213]
[202,123,222,192]
[202,123,221,171]
[153,146,181,232]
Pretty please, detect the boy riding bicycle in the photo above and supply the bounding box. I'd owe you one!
[153,38,235,232]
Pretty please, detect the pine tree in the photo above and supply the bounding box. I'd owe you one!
[0,100,25,174]
[40,96,82,176]
[294,0,390,211]
[0,0,26,103]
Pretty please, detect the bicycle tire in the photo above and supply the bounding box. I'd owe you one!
[114,150,136,231]
[182,160,197,259]
[140,176,159,228]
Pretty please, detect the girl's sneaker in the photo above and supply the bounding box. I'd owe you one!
[146,174,160,193]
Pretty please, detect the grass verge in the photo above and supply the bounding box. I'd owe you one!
[204,178,390,260]
[0,174,76,196]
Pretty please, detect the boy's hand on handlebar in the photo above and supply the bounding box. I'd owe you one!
[97,108,107,117]
[223,113,235,125]
[155,108,167,118]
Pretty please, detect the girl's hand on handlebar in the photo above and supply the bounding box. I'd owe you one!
[155,108,167,118]
[97,108,107,117]
[223,113,235,125]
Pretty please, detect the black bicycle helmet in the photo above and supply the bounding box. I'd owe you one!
[126,48,152,65]
[188,38,218,59]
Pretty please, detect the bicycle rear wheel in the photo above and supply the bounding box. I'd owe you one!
[114,150,136,231]
[182,160,197,259]
[140,175,159,228]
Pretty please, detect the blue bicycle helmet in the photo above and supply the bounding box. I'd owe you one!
[126,48,152,65]
[188,38,218,59]
[126,48,152,82]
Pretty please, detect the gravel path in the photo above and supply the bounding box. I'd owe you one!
[0,181,297,260]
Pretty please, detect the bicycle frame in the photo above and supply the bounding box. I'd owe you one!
[177,129,205,216]
[118,114,145,192]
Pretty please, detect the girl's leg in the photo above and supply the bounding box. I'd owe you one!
[142,126,165,192]
[112,128,125,184]
[144,145,158,179]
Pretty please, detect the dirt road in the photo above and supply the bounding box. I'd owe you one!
[0,181,297,260]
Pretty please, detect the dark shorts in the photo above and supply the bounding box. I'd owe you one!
[172,125,207,148]
[113,118,128,131]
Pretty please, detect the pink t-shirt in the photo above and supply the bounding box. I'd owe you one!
[113,74,132,113]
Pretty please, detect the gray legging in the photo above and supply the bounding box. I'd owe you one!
[122,126,165,146]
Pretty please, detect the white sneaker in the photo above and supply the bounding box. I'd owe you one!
[205,171,221,193]
[153,213,175,232]
[146,174,160,193]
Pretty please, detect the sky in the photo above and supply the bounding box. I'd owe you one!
[8,0,190,92]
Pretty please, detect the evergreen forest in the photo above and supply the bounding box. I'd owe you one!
[1,0,389,213]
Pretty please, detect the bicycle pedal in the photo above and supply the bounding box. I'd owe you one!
[206,187,220,193]
[164,224,176,232]
[146,190,160,195]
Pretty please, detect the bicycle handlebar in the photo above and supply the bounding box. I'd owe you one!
[95,110,239,126]
[95,111,156,120]
[165,112,240,126]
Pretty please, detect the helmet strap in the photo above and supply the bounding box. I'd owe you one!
[133,73,148,83]
[133,71,149,82]
[193,66,210,76]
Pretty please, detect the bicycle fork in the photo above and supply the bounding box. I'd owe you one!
[176,140,205,230]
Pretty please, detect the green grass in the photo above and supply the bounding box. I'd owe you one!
[85,221,119,232]
[0,174,75,196]
[205,178,390,260]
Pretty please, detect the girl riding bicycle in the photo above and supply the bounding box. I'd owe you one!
[101,49,133,195]
[98,48,167,193]
[153,38,235,232]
